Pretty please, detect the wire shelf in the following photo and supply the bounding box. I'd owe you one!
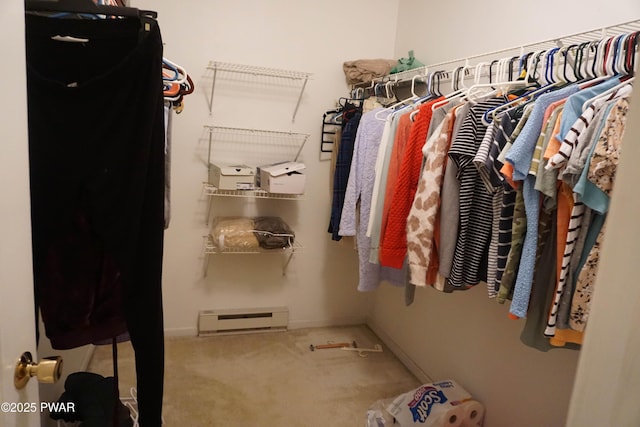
[204,126,309,147]
[202,234,302,276]
[207,61,311,80]
[205,61,311,122]
[203,234,303,255]
[202,183,303,200]
[203,125,309,167]
[353,18,640,89]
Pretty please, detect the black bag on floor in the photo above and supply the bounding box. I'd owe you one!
[49,372,132,427]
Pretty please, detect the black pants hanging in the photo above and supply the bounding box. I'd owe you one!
[25,14,165,427]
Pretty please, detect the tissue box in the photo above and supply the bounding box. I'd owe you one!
[257,161,306,194]
[209,163,255,190]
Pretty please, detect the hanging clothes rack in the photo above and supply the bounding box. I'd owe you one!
[333,17,640,345]
[353,18,640,94]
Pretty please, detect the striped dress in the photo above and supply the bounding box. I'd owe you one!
[447,97,507,288]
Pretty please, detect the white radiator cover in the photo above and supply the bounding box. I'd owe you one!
[198,306,289,336]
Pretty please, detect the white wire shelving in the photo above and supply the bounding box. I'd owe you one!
[352,19,640,90]
[205,61,312,122]
[202,183,303,200]
[203,125,309,165]
[202,234,302,276]
[202,125,309,223]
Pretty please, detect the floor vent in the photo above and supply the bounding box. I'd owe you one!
[198,307,289,336]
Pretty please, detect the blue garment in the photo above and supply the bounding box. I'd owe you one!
[506,85,579,181]
[328,109,362,241]
[339,108,405,291]
[573,102,617,214]
[556,76,620,142]
[506,85,579,318]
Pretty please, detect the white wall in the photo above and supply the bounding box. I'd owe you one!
[130,0,400,335]
[366,2,640,427]
[395,0,640,65]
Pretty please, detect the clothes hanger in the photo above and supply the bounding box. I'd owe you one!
[480,49,561,125]
[617,33,632,75]
[561,44,578,83]
[581,77,634,112]
[431,62,473,110]
[580,33,635,111]
[24,0,157,19]
[374,76,420,121]
[465,55,531,102]
[625,32,639,75]
[544,48,560,85]
[162,57,188,85]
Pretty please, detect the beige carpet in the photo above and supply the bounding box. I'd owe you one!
[87,325,420,426]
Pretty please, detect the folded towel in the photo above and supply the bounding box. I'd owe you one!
[343,59,397,84]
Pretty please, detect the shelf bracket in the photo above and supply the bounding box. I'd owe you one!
[291,76,308,123]
[282,250,295,276]
[207,66,218,115]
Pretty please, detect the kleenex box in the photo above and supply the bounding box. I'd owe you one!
[257,161,306,194]
[208,163,256,190]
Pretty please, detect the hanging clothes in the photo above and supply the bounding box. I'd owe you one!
[446,97,507,289]
[333,25,637,351]
[339,108,405,291]
[406,109,455,287]
[379,97,443,269]
[328,106,362,241]
[505,84,579,319]
[25,14,165,426]
[368,108,414,264]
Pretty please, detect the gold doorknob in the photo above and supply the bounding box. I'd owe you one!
[14,352,63,389]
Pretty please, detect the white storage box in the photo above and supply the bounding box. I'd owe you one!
[209,163,256,190]
[257,161,306,194]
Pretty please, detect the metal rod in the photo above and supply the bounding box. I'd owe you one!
[208,67,218,115]
[354,19,640,88]
[292,77,308,123]
[292,135,308,162]
[282,250,295,276]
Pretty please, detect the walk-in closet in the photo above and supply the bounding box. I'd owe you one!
[2,1,640,426]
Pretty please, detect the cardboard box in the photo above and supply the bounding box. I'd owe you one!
[257,161,306,194]
[208,163,256,190]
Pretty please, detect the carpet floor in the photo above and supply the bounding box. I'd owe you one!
[87,325,420,426]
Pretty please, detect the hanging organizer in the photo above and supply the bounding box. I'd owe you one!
[205,61,311,122]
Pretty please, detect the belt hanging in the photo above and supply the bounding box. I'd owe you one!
[112,337,120,427]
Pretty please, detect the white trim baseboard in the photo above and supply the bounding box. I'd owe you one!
[366,317,432,384]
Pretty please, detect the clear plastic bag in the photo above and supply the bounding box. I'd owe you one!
[367,398,396,427]
[210,217,260,250]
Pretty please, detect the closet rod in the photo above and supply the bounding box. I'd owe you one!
[356,18,640,87]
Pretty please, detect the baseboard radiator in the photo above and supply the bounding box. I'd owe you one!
[198,307,289,336]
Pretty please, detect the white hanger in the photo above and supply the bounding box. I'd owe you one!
[581,77,634,112]
[479,49,567,125]
[464,54,530,102]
